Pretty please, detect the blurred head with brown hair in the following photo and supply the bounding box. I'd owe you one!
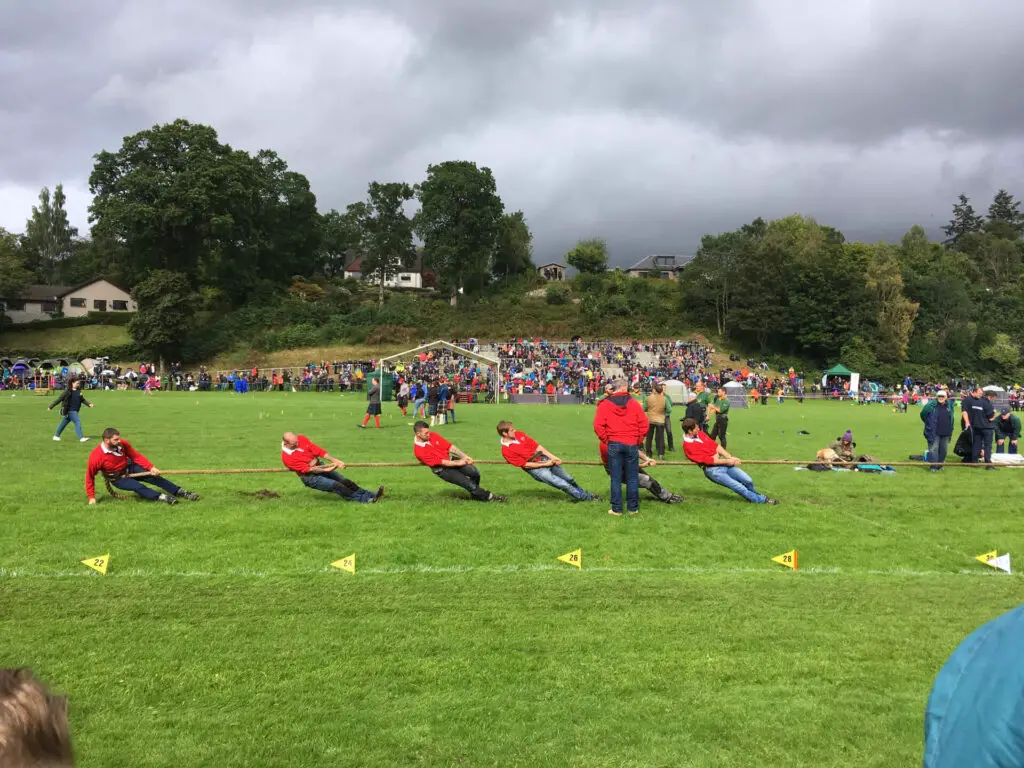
[0,668,74,767]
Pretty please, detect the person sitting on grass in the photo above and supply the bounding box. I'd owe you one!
[281,432,383,503]
[681,418,779,505]
[413,421,507,503]
[497,420,600,502]
[85,427,200,506]
[598,439,684,504]
[815,430,875,467]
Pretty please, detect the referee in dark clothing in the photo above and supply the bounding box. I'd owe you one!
[962,386,996,465]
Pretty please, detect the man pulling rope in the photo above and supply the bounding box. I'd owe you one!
[86,427,200,505]
[281,432,383,503]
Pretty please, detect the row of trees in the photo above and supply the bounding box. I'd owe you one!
[678,189,1024,379]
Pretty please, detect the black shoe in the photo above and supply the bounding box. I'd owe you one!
[372,486,385,503]
[765,498,780,505]
[158,493,178,505]
[176,489,200,501]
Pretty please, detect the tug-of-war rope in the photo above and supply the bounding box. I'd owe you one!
[125,459,1023,478]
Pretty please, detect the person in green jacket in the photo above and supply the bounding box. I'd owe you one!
[708,387,731,448]
[695,382,714,431]
[663,390,674,452]
[995,408,1021,454]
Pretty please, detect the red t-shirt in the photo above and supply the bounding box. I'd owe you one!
[683,431,719,467]
[501,431,541,469]
[85,439,153,499]
[414,432,452,467]
[281,435,327,474]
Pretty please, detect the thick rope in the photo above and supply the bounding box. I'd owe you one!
[127,459,1024,478]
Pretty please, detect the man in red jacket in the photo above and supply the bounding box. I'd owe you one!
[593,378,649,515]
[281,432,383,503]
[85,427,200,505]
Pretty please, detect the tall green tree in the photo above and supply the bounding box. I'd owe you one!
[128,270,196,371]
[865,243,919,364]
[565,237,609,274]
[23,184,79,284]
[943,194,984,249]
[0,228,33,334]
[318,207,364,277]
[492,211,534,281]
[415,161,504,304]
[89,119,319,303]
[356,181,416,305]
[987,189,1023,238]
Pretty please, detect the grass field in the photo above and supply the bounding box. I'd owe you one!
[0,323,130,355]
[2,393,1021,767]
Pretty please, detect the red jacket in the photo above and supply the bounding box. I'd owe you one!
[85,439,153,499]
[281,435,327,474]
[593,393,649,445]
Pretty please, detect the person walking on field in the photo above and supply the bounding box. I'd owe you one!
[708,387,731,449]
[281,432,383,503]
[359,377,382,429]
[497,420,600,501]
[594,378,649,516]
[85,427,200,505]
[681,418,779,504]
[413,421,507,502]
[397,380,410,417]
[50,377,94,442]
[643,382,668,460]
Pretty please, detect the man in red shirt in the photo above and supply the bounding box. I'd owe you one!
[85,427,200,505]
[497,420,599,501]
[681,418,779,504]
[593,378,649,515]
[413,421,506,502]
[598,440,684,504]
[281,432,383,503]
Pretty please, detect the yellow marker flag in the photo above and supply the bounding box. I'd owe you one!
[557,548,582,569]
[975,550,998,565]
[82,554,110,575]
[330,554,356,574]
[771,550,798,570]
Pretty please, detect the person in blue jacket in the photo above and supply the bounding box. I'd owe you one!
[924,603,1024,767]
[920,390,956,471]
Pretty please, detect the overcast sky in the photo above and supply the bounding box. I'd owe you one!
[2,0,1024,266]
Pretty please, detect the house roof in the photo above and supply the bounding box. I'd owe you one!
[626,254,695,271]
[537,262,566,269]
[344,253,425,275]
[9,278,128,301]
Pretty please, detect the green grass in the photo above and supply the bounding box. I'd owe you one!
[1,394,1020,767]
[0,323,130,355]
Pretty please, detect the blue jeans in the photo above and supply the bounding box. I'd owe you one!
[111,462,182,501]
[704,465,767,503]
[527,462,595,500]
[606,442,640,513]
[301,470,375,502]
[55,411,83,438]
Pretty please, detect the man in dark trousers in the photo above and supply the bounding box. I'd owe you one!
[995,408,1021,454]
[281,432,383,503]
[85,427,200,505]
[961,386,996,465]
[593,378,649,516]
[413,421,507,502]
[921,389,955,471]
[708,387,731,449]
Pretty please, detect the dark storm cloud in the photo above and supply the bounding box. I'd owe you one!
[1,0,1023,264]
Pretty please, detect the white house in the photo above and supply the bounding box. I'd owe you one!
[343,255,425,289]
[0,278,136,324]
